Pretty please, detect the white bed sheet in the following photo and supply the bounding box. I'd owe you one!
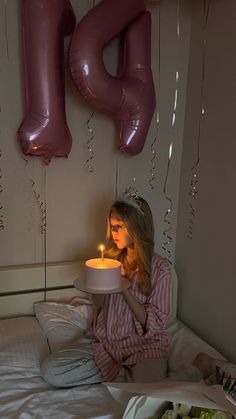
[0,317,225,419]
[0,371,124,419]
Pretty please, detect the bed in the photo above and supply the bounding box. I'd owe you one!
[0,262,226,418]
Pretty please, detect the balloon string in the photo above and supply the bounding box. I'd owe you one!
[115,153,119,199]
[187,0,211,239]
[149,4,161,190]
[162,0,180,264]
[0,148,5,231]
[85,112,95,173]
[4,0,9,61]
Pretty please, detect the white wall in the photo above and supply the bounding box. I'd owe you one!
[175,0,236,363]
[1,0,234,366]
[0,0,191,267]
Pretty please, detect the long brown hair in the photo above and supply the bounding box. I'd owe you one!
[105,197,154,296]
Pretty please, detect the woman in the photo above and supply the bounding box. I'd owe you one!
[41,194,172,386]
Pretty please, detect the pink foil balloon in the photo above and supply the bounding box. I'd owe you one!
[18,0,76,164]
[69,0,155,155]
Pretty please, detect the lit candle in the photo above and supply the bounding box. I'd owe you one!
[99,244,105,260]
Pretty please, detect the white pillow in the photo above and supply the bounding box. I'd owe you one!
[0,316,50,370]
[34,297,94,353]
[167,320,225,381]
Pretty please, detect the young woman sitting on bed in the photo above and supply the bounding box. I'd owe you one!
[41,194,172,387]
[41,197,236,387]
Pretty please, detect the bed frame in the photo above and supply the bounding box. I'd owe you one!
[0,261,178,321]
[0,260,87,318]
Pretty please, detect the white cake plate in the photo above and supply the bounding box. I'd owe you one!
[73,277,130,294]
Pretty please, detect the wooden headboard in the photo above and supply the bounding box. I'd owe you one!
[0,261,88,318]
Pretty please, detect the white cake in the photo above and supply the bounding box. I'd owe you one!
[85,258,121,291]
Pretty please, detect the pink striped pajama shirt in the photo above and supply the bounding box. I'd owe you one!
[92,252,172,381]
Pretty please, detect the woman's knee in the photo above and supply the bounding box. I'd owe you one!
[128,358,168,383]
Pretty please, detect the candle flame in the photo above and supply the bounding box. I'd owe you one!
[99,244,105,260]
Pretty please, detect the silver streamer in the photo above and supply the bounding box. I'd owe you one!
[0,149,4,230]
[148,134,157,190]
[42,166,47,301]
[23,158,46,235]
[31,179,46,235]
[85,112,95,173]
[162,0,180,264]
[22,158,37,232]
[4,1,9,61]
[187,0,211,239]
[23,158,47,300]
[149,5,161,190]
[162,144,173,263]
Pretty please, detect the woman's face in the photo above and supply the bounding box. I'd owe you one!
[110,211,134,250]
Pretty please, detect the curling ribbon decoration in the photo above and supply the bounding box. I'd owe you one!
[30,177,46,235]
[22,158,47,299]
[85,112,95,173]
[148,3,161,190]
[83,0,97,173]
[69,0,155,156]
[149,126,158,190]
[22,157,46,235]
[0,149,4,231]
[187,0,211,239]
[162,143,173,263]
[21,157,37,232]
[162,0,180,263]
[17,0,76,164]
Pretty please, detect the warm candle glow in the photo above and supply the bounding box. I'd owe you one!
[99,244,105,260]
[86,258,121,269]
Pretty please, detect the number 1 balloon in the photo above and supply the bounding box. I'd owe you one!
[18,0,76,164]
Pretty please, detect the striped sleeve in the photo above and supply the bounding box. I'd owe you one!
[133,256,172,337]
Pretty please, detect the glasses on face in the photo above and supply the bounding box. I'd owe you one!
[110,224,127,233]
